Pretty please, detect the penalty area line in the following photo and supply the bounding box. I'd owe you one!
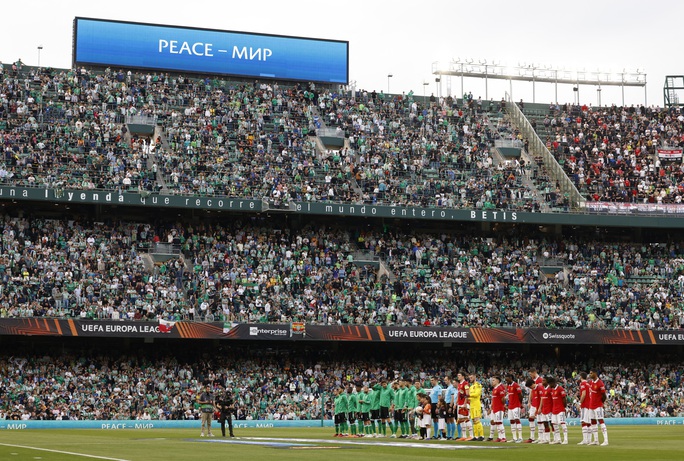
[0,443,131,461]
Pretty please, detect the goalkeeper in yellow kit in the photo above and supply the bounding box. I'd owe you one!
[467,373,485,441]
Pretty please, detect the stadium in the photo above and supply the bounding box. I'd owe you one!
[1,8,684,461]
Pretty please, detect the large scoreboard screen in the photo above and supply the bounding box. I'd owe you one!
[73,17,349,84]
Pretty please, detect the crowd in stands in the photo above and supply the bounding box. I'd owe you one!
[0,65,545,211]
[2,212,684,330]
[6,65,684,209]
[535,103,684,204]
[318,90,541,210]
[0,67,157,192]
[1,349,681,421]
[0,214,185,320]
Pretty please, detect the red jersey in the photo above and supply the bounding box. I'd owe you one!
[540,385,552,415]
[588,378,606,410]
[579,380,591,409]
[491,383,507,413]
[507,381,523,410]
[530,383,543,408]
[457,380,469,406]
[550,385,567,414]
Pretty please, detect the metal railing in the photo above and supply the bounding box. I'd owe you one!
[316,127,345,138]
[125,114,158,126]
[494,139,524,148]
[505,93,585,209]
[151,243,182,255]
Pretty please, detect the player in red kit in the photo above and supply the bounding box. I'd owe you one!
[490,376,507,442]
[577,372,592,445]
[548,376,568,444]
[534,376,552,444]
[505,374,523,443]
[525,368,543,443]
[588,369,609,446]
[455,372,473,441]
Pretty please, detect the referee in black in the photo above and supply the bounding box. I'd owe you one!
[217,387,235,437]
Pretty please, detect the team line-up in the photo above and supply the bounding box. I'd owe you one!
[332,368,609,445]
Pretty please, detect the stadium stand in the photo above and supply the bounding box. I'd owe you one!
[525,103,684,204]
[2,62,684,427]
[1,348,681,421]
[1,212,683,330]
[1,67,549,210]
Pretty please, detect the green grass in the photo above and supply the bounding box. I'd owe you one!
[0,426,683,461]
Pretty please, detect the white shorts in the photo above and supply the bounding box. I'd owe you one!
[580,408,591,424]
[588,407,605,420]
[537,412,551,423]
[491,410,504,423]
[528,407,538,419]
[551,412,566,425]
[438,418,445,430]
[507,407,521,421]
[422,414,432,427]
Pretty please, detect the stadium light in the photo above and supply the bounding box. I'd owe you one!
[432,58,647,105]
[387,74,393,95]
[37,45,43,69]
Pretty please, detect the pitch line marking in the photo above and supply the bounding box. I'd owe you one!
[0,443,131,461]
[242,436,502,450]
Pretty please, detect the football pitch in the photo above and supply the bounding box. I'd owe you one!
[0,426,682,461]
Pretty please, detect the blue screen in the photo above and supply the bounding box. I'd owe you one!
[74,18,348,84]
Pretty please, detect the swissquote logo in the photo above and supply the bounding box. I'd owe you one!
[542,332,576,340]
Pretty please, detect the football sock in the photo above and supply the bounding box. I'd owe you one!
[529,418,536,439]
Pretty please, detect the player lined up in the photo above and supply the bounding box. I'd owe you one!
[332,368,609,446]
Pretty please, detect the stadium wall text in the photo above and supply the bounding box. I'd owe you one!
[291,202,684,228]
[2,418,682,430]
[0,420,329,430]
[2,320,684,345]
[0,186,261,212]
[6,186,684,227]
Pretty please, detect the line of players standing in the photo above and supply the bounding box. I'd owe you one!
[332,367,609,446]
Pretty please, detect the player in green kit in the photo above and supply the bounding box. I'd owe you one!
[333,386,349,437]
[346,385,360,437]
[392,380,410,438]
[373,379,395,437]
[358,384,372,436]
[369,382,381,437]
